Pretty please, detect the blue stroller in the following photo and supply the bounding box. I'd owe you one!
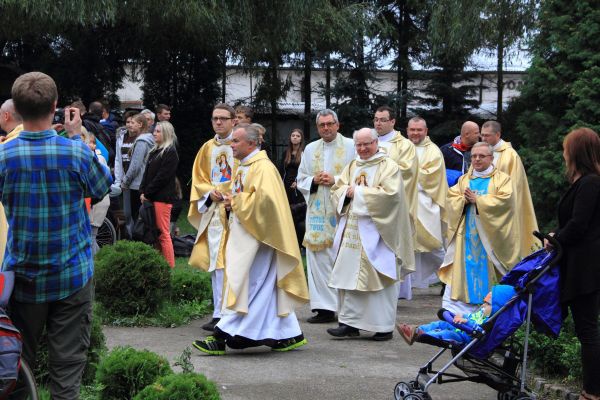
[394,232,563,400]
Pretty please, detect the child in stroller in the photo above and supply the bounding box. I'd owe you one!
[397,284,516,346]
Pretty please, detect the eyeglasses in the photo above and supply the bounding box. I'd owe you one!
[317,121,337,128]
[373,118,391,123]
[471,154,492,159]
[355,140,376,148]
[211,117,233,122]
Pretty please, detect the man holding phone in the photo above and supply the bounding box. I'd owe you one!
[0,72,112,399]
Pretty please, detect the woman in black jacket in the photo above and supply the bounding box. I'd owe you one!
[547,128,600,400]
[280,128,306,248]
[140,121,179,267]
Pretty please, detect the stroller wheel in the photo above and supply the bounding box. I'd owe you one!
[394,382,413,399]
[404,394,425,400]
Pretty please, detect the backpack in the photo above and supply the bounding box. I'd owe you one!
[0,272,22,400]
[172,234,195,258]
[132,202,159,245]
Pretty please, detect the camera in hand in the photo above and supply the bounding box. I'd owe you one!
[53,108,65,125]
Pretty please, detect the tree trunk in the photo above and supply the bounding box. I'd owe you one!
[400,0,410,122]
[496,36,505,121]
[325,55,331,109]
[221,49,227,103]
[303,48,312,142]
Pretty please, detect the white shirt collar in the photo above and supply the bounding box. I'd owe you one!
[241,148,260,164]
[472,165,494,178]
[492,139,505,151]
[215,131,233,144]
[378,130,395,142]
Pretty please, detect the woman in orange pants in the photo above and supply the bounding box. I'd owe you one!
[140,121,179,267]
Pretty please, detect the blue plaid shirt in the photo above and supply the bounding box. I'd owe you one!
[0,129,112,303]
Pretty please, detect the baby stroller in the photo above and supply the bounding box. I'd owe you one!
[394,232,563,400]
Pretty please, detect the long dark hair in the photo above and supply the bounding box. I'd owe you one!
[284,128,305,166]
[563,128,600,183]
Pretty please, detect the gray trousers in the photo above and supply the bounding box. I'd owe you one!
[10,280,93,400]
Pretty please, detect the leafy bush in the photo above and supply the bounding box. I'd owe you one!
[95,241,171,316]
[515,314,585,382]
[133,373,221,400]
[34,313,107,386]
[96,346,173,400]
[170,265,212,303]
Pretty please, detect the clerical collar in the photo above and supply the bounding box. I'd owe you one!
[356,150,386,166]
[378,130,395,142]
[241,148,259,164]
[492,139,505,151]
[215,131,232,145]
[472,165,494,178]
[323,134,338,146]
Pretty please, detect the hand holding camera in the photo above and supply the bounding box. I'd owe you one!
[63,107,82,138]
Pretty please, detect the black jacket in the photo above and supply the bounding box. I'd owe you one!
[440,142,471,173]
[555,174,600,303]
[140,146,179,204]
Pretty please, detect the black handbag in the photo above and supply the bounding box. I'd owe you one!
[132,202,159,245]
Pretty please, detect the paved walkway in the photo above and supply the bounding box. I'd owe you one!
[104,287,497,399]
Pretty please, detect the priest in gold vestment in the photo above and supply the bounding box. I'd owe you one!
[193,123,309,355]
[188,104,238,332]
[407,117,448,288]
[481,120,539,257]
[326,128,414,341]
[439,143,520,315]
[373,106,418,300]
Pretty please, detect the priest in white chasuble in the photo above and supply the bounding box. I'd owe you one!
[188,104,239,332]
[326,128,415,342]
[296,109,355,324]
[407,117,448,289]
[439,142,521,315]
[481,120,539,257]
[373,105,419,300]
[193,123,309,355]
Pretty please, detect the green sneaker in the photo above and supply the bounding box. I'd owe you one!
[271,334,307,352]
[192,336,226,355]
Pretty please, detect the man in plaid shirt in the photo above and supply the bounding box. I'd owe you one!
[0,72,112,399]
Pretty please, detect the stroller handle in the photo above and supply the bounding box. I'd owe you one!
[533,230,562,258]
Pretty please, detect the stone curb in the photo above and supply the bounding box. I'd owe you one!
[532,377,579,400]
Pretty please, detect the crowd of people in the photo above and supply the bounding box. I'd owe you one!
[0,71,598,400]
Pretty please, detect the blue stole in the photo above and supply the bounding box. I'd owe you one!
[464,177,491,304]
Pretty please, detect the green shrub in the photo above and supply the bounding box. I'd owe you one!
[96,346,173,400]
[133,373,221,400]
[95,241,171,316]
[170,265,212,303]
[515,313,586,382]
[34,313,107,386]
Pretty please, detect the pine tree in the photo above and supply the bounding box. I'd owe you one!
[509,0,600,230]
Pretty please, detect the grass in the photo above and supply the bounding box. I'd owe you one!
[175,212,197,236]
[96,299,211,328]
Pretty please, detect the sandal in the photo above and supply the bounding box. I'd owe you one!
[396,323,418,345]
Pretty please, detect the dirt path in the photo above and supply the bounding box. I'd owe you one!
[104,288,498,399]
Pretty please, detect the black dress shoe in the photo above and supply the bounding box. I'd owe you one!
[372,331,393,341]
[327,324,360,338]
[201,317,221,332]
[307,311,336,324]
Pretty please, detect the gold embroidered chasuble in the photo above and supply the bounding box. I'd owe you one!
[414,136,448,252]
[493,141,539,257]
[330,154,415,291]
[188,135,238,271]
[379,131,419,229]
[439,168,521,304]
[301,133,353,252]
[224,151,309,316]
